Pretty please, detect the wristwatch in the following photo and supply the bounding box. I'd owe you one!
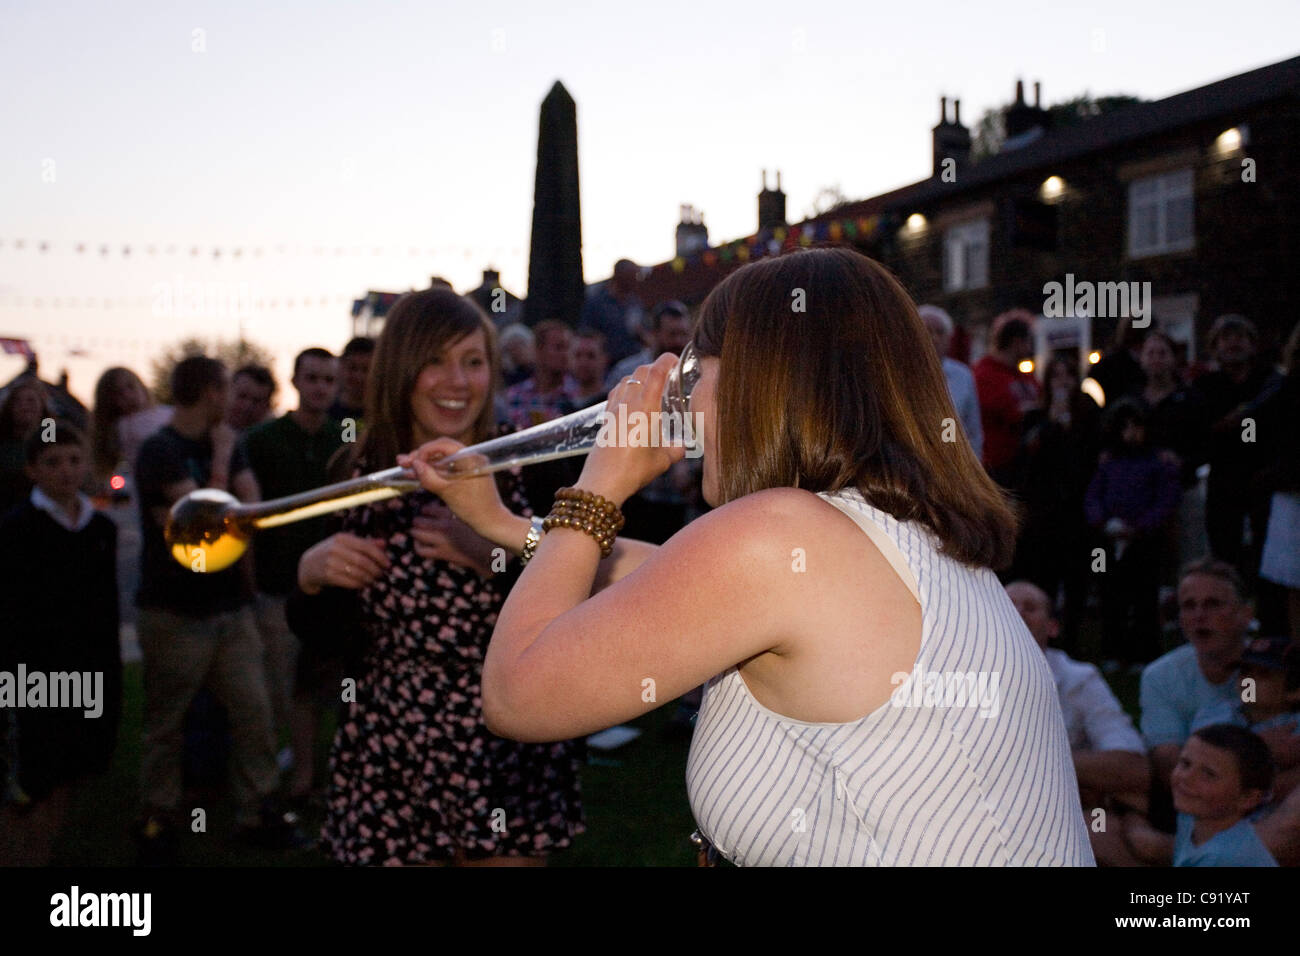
[520,515,546,566]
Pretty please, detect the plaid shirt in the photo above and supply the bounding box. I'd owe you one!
[504,375,583,431]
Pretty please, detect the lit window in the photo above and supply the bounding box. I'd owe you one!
[942,218,990,292]
[1128,168,1194,258]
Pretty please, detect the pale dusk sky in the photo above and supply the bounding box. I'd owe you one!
[3,0,1297,407]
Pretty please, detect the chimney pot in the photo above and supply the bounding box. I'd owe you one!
[940,95,948,123]
[954,99,962,125]
[757,172,787,231]
[1034,81,1041,107]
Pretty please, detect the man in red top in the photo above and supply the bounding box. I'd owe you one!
[974,310,1041,487]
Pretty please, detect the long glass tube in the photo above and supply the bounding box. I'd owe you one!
[166,344,702,571]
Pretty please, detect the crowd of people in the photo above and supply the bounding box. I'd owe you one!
[0,251,1297,867]
[931,304,1300,866]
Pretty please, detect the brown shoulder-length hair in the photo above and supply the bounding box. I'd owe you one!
[90,366,152,480]
[346,286,500,475]
[0,375,54,442]
[693,246,1018,570]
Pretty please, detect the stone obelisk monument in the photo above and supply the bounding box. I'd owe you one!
[524,81,585,327]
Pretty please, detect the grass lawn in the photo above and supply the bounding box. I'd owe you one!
[50,614,1146,867]
[50,661,699,867]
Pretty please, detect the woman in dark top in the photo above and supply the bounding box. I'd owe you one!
[1009,355,1101,655]
[1091,317,1148,406]
[291,287,583,866]
[1084,399,1182,668]
[1137,332,1207,486]
[1136,331,1209,586]
[0,376,55,515]
[1255,321,1300,641]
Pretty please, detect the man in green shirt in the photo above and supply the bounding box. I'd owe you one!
[241,348,342,800]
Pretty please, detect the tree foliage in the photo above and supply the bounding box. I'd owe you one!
[149,337,276,404]
[971,92,1144,161]
[805,184,850,219]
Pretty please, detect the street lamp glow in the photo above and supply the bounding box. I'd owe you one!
[1215,127,1243,154]
[906,213,927,233]
[1040,176,1065,200]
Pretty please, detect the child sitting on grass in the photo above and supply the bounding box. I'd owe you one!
[1122,724,1293,866]
[1191,637,1300,796]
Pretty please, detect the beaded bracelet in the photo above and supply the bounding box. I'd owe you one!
[543,487,625,558]
[550,491,626,533]
[543,500,624,556]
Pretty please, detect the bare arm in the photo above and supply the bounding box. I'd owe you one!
[1256,727,1300,771]
[1151,744,1180,792]
[405,468,662,593]
[230,467,260,588]
[231,467,260,505]
[1074,750,1150,795]
[1255,780,1300,866]
[480,490,801,742]
[591,537,659,591]
[208,423,238,490]
[1122,812,1175,866]
[150,476,198,528]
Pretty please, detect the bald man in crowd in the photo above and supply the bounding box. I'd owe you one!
[918,305,983,461]
[1007,580,1149,863]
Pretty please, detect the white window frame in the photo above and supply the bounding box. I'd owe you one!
[1127,167,1194,258]
[942,218,990,292]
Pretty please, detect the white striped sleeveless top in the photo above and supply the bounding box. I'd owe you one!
[684,487,1095,866]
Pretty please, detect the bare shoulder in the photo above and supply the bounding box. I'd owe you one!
[670,487,842,554]
[675,489,921,717]
[699,486,847,526]
[663,486,885,590]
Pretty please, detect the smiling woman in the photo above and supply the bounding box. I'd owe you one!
[290,286,585,866]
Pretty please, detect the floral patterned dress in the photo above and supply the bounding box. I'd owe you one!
[320,461,585,865]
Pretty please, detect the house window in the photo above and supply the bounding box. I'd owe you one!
[943,219,990,292]
[1128,168,1194,257]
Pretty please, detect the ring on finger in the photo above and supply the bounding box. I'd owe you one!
[625,378,643,386]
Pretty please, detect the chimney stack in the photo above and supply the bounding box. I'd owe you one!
[758,170,787,231]
[676,204,709,257]
[931,94,971,176]
[1004,77,1052,143]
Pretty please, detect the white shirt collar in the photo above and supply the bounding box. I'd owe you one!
[30,486,96,532]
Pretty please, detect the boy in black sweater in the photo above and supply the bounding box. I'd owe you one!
[0,422,121,865]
